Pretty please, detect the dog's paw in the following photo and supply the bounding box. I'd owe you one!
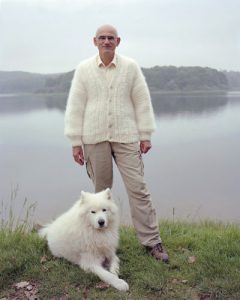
[114,279,129,291]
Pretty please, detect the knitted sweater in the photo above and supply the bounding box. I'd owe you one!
[64,54,156,146]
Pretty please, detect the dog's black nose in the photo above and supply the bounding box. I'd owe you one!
[98,219,105,227]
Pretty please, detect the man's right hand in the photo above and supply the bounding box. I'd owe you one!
[72,146,84,165]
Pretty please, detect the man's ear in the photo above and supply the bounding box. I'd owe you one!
[116,37,121,47]
[93,37,97,46]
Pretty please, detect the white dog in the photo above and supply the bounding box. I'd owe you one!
[38,188,129,291]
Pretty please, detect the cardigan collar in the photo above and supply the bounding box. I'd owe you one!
[96,54,117,68]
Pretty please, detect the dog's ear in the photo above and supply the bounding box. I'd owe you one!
[80,191,86,203]
[105,188,112,200]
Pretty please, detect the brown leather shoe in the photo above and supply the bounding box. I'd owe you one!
[148,243,169,263]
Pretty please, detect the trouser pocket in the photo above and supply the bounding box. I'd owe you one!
[85,158,94,181]
[137,150,144,176]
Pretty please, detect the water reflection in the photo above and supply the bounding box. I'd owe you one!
[0,94,67,115]
[151,92,228,117]
[0,91,237,117]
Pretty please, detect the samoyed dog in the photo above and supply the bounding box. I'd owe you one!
[38,188,129,291]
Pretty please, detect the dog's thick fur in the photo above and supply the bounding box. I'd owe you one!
[38,188,128,291]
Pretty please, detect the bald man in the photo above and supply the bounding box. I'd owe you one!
[64,24,169,263]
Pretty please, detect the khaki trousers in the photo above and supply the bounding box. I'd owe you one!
[84,141,161,247]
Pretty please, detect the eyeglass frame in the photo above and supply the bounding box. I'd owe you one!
[97,35,117,42]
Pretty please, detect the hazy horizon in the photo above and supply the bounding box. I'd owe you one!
[1,64,239,76]
[1,0,240,74]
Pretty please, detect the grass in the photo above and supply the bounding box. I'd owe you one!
[1,185,36,233]
[1,221,240,299]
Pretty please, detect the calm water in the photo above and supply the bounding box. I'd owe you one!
[0,92,240,224]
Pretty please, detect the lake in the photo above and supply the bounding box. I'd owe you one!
[0,92,240,224]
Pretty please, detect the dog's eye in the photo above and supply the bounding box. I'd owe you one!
[102,208,107,212]
[91,210,96,214]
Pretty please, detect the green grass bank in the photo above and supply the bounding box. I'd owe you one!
[1,221,240,300]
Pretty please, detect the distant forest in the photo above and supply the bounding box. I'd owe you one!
[0,66,240,94]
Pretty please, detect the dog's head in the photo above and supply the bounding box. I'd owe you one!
[79,188,119,230]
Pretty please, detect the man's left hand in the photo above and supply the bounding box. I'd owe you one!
[140,141,152,154]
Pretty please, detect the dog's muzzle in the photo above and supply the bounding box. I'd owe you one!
[98,219,105,228]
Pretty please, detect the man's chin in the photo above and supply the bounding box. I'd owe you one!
[102,48,114,52]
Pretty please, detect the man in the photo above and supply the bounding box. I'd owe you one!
[64,24,169,263]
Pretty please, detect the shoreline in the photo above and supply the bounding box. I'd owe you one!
[2,90,240,97]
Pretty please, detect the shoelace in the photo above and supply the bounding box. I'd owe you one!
[152,243,164,253]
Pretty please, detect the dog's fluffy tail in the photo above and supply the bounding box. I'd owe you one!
[38,226,49,239]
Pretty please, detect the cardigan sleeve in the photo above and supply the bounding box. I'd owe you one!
[131,62,156,141]
[64,65,87,146]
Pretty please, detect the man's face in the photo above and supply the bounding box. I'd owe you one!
[94,27,120,56]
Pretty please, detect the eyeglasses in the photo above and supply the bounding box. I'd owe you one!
[97,35,116,42]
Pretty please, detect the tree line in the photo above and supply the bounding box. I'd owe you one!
[0,66,240,94]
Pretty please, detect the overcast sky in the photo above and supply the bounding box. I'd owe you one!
[1,0,240,73]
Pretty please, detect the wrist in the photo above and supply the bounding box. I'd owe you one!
[139,132,152,141]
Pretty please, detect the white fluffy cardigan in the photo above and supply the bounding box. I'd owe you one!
[64,54,156,146]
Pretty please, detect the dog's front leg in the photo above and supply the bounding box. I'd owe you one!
[79,259,129,291]
[109,254,120,275]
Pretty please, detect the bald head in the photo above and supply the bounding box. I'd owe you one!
[94,24,121,65]
[95,24,118,38]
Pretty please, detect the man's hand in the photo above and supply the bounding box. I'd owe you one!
[140,141,152,154]
[72,146,84,165]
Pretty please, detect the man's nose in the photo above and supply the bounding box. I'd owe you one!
[104,38,111,43]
